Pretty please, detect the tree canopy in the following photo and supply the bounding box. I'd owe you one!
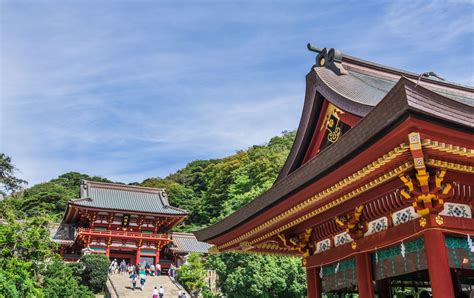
[208,253,306,297]
[0,215,95,297]
[177,253,208,295]
[0,153,26,195]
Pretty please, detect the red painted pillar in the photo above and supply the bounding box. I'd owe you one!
[136,249,141,265]
[306,267,322,298]
[356,253,374,298]
[105,246,110,258]
[424,230,454,298]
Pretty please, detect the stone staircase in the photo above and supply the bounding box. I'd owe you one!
[108,273,189,297]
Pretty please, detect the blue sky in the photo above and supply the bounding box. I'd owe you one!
[1,1,473,185]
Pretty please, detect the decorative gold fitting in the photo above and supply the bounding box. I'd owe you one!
[240,241,253,251]
[419,217,427,227]
[208,246,220,254]
[435,215,444,225]
[416,172,430,187]
[408,132,421,147]
[417,208,430,217]
[319,57,325,66]
[303,250,310,258]
[435,170,446,188]
[400,189,411,199]
[399,175,414,192]
[289,238,298,246]
[302,258,308,267]
[351,242,357,250]
[442,183,452,195]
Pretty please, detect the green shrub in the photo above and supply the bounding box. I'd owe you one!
[78,254,109,293]
[42,256,94,298]
[177,253,208,295]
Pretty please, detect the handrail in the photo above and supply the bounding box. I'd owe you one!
[107,275,120,298]
[78,228,171,240]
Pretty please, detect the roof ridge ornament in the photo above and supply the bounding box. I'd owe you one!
[307,43,348,76]
[415,71,445,87]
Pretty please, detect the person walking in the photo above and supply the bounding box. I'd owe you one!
[130,272,137,290]
[139,265,147,290]
[145,262,151,276]
[158,286,164,298]
[152,286,159,298]
[156,263,161,276]
[120,259,126,274]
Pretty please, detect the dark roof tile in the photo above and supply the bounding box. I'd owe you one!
[71,181,188,215]
[171,233,211,254]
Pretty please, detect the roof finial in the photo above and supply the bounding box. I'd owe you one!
[307,43,323,53]
[309,44,347,76]
[415,71,445,87]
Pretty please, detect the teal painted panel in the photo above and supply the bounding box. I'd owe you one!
[141,250,156,255]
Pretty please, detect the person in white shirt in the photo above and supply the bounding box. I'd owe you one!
[156,263,161,276]
[158,286,164,298]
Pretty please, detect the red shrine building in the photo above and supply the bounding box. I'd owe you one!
[195,45,474,297]
[53,181,210,269]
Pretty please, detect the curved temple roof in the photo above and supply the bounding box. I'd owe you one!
[70,181,188,215]
[194,46,474,244]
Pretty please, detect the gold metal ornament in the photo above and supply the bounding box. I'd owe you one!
[351,242,357,250]
[419,217,427,227]
[435,215,444,225]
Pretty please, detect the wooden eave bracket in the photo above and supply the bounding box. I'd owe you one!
[400,132,454,216]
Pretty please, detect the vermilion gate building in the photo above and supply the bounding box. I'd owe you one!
[195,45,474,297]
[54,181,209,269]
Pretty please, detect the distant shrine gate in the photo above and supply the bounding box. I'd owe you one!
[53,181,210,269]
[195,45,474,297]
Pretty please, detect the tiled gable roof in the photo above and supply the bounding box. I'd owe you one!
[171,232,211,254]
[50,223,75,245]
[70,181,188,215]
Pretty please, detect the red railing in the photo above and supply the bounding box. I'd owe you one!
[78,228,171,241]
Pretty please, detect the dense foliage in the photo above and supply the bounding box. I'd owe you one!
[177,253,208,295]
[209,253,306,297]
[0,213,94,297]
[42,256,94,298]
[72,254,110,293]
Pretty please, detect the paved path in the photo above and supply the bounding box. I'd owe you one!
[108,273,188,297]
